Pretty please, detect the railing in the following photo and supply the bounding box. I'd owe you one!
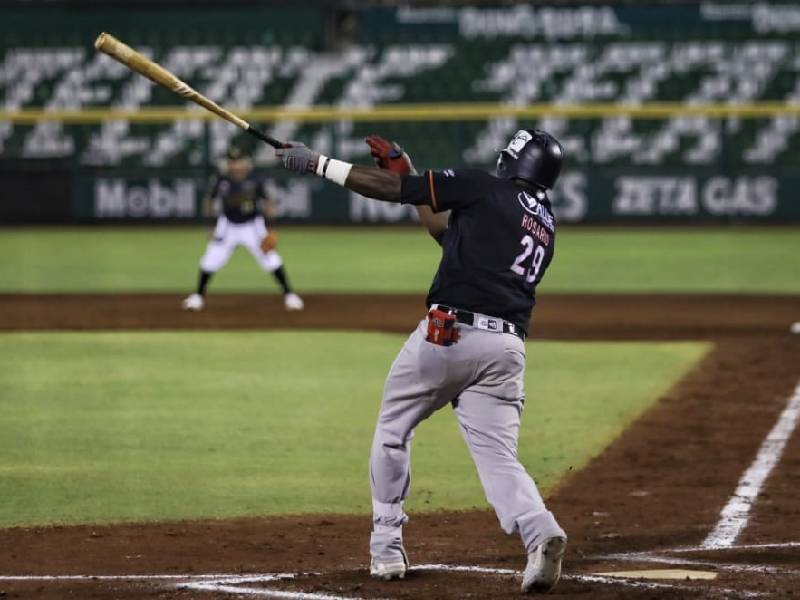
[4,101,800,124]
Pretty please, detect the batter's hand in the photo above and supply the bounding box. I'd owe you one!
[260,232,278,253]
[365,135,417,175]
[275,141,319,174]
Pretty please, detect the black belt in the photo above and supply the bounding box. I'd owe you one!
[433,305,526,342]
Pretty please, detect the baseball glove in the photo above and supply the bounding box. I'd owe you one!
[260,232,278,253]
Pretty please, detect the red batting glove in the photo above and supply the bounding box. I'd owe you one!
[365,135,413,175]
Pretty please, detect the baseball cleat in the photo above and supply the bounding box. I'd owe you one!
[284,292,304,311]
[181,293,204,311]
[369,530,408,581]
[521,536,566,593]
[370,557,408,581]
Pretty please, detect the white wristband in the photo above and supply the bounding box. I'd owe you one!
[315,155,353,186]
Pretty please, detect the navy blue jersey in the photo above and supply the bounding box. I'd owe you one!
[209,174,267,223]
[401,168,556,335]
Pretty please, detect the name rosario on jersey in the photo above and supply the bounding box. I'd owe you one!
[520,213,551,246]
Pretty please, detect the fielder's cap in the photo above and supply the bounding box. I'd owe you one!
[226,146,247,160]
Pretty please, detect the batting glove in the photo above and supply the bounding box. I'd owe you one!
[275,141,320,174]
[365,135,417,176]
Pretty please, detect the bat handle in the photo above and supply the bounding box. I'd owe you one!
[246,125,284,149]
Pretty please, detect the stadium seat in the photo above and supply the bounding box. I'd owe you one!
[1,11,798,171]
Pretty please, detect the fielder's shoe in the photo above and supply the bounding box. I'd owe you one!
[284,292,304,311]
[521,536,566,593]
[369,531,409,581]
[181,293,204,311]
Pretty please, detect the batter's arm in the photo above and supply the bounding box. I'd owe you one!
[275,143,410,203]
[344,166,452,246]
[343,166,402,202]
[275,141,451,225]
[345,167,449,242]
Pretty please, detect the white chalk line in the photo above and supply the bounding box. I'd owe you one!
[670,541,800,553]
[414,563,516,575]
[597,550,800,576]
[0,572,370,600]
[0,561,765,599]
[601,541,800,560]
[415,565,717,595]
[592,540,800,578]
[702,381,800,550]
[0,573,254,581]
[416,565,712,594]
[181,578,372,600]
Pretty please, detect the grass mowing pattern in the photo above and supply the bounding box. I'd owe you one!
[0,331,708,526]
[1,226,798,293]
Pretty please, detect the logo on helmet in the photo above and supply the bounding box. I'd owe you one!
[503,130,533,159]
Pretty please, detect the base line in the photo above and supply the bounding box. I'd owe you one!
[702,381,800,550]
[0,573,242,581]
[597,550,800,575]
[0,563,762,599]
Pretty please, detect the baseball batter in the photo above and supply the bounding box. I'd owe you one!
[276,129,566,593]
[182,147,304,312]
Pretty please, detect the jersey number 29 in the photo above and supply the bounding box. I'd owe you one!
[510,235,546,284]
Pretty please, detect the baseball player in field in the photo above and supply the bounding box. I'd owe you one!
[276,129,566,593]
[182,147,304,312]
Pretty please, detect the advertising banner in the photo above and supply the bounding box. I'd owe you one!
[66,168,800,223]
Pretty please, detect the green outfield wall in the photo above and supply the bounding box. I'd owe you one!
[3,165,797,224]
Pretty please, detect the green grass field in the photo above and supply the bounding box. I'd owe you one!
[0,225,782,528]
[0,331,707,527]
[1,226,798,293]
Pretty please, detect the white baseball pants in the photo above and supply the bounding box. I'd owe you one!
[200,216,283,273]
[370,316,565,553]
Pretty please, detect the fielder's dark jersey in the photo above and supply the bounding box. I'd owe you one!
[209,174,267,223]
[401,168,556,335]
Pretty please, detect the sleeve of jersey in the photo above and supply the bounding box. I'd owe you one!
[400,169,489,213]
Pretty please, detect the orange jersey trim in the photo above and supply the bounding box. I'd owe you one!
[427,170,439,212]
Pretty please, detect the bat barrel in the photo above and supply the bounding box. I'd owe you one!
[94,32,108,50]
[93,32,285,148]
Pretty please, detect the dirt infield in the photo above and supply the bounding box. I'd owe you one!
[1,292,797,339]
[1,292,799,598]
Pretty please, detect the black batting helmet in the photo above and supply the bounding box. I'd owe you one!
[496,129,564,190]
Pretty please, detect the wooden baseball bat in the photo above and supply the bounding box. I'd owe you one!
[94,32,283,148]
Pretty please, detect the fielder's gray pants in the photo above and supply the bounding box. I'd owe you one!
[370,317,565,554]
